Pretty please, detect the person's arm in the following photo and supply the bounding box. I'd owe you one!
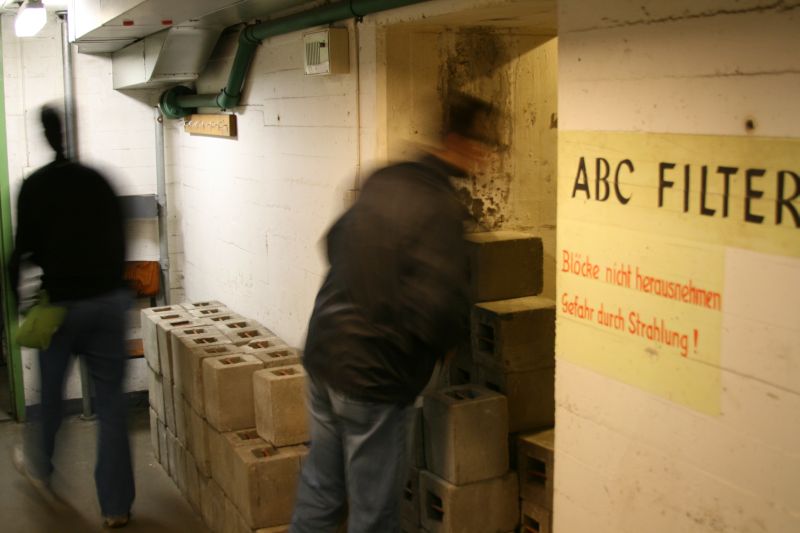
[9,180,33,306]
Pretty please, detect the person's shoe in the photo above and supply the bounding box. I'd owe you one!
[103,514,130,529]
[11,444,66,509]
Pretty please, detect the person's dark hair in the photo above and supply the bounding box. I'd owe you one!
[41,105,66,160]
[443,92,499,146]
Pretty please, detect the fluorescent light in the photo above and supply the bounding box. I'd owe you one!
[15,0,47,38]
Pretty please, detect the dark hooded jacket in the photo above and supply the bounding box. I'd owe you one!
[303,155,469,405]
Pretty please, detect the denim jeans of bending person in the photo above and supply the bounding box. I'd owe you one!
[25,288,134,517]
[290,378,414,533]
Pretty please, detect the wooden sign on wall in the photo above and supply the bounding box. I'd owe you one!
[184,114,237,138]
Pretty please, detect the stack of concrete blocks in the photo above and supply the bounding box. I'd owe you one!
[413,385,519,533]
[143,300,309,533]
[461,231,557,530]
[517,429,555,533]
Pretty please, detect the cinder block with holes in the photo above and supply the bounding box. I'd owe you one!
[419,470,519,533]
[157,419,168,472]
[475,364,554,433]
[254,365,309,446]
[203,353,264,431]
[149,407,160,463]
[180,300,225,311]
[205,312,244,326]
[227,327,276,346]
[224,496,251,533]
[161,427,179,481]
[148,367,165,421]
[210,428,266,499]
[174,391,188,445]
[472,296,555,371]
[161,374,176,432]
[172,329,236,415]
[185,451,201,510]
[401,467,421,529]
[201,477,226,533]
[219,318,275,343]
[169,324,221,393]
[231,443,306,529]
[156,316,205,385]
[521,500,552,533]
[518,429,555,509]
[142,306,187,373]
[174,440,187,495]
[245,342,301,368]
[464,231,543,302]
[423,385,508,485]
[188,305,231,319]
[186,404,212,477]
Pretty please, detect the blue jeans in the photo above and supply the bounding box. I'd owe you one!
[290,378,413,533]
[25,288,135,517]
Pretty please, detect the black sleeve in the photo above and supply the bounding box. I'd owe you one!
[396,207,469,356]
[9,179,34,305]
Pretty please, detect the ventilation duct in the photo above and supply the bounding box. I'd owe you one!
[112,26,221,90]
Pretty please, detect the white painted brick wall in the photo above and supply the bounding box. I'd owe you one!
[557,2,800,532]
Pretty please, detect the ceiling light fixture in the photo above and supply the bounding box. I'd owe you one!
[15,0,47,37]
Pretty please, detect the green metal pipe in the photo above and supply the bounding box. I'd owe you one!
[161,0,428,119]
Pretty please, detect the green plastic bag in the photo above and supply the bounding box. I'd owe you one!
[16,292,66,350]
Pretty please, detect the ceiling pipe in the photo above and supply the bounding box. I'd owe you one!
[159,0,428,119]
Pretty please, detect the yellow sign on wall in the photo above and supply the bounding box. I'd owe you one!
[557,131,799,414]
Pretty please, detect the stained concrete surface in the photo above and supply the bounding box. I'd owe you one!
[0,407,210,533]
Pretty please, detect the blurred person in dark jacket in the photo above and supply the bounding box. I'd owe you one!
[9,105,134,529]
[290,93,498,533]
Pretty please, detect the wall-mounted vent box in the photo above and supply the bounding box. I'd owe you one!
[303,28,349,76]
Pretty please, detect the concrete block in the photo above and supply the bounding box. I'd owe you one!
[254,365,309,446]
[204,354,265,432]
[189,305,231,319]
[246,344,301,369]
[518,429,555,509]
[172,327,235,415]
[400,520,422,533]
[201,477,227,533]
[401,467,421,528]
[419,470,519,533]
[472,297,555,371]
[186,405,212,477]
[205,312,245,326]
[174,391,188,445]
[142,306,187,373]
[157,419,168,472]
[211,428,267,499]
[156,316,204,386]
[521,500,552,533]
[226,327,276,347]
[185,452,201,511]
[163,376,176,432]
[149,407,160,463]
[148,369,165,421]
[256,526,290,533]
[231,443,305,529]
[175,441,187,495]
[464,231,543,302]
[166,428,178,480]
[224,496,252,533]
[475,365,554,433]
[423,385,508,485]
[181,300,225,311]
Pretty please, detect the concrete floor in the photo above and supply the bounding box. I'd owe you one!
[0,407,210,533]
